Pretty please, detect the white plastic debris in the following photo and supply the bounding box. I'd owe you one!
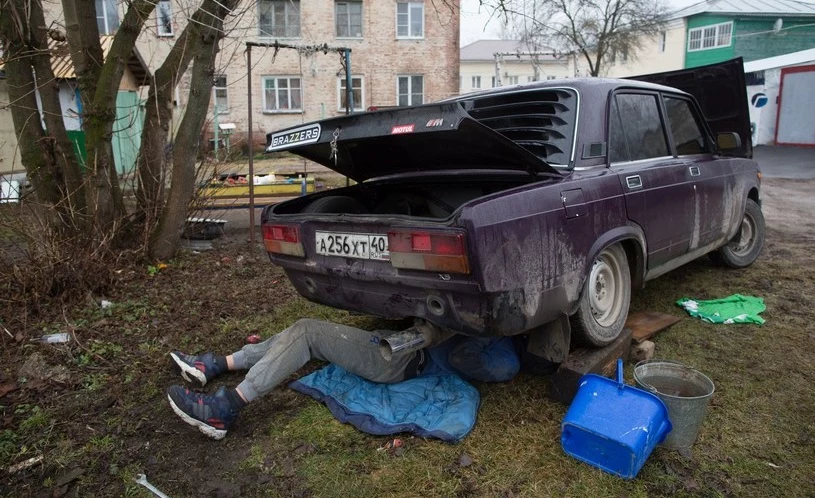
[40,333,71,344]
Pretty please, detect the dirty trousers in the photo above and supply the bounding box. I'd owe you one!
[232,319,419,402]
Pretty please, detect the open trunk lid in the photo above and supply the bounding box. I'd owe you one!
[630,57,752,158]
[265,101,563,182]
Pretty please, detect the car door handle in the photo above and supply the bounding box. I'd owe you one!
[626,175,643,190]
[689,166,701,177]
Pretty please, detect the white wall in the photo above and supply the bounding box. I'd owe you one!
[599,20,686,78]
[0,81,22,174]
[58,82,82,131]
[459,58,574,95]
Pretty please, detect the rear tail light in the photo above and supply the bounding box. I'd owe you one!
[262,224,305,257]
[388,230,470,274]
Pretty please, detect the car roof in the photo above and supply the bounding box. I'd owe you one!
[451,77,690,102]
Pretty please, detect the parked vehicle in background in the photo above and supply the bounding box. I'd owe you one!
[261,59,764,349]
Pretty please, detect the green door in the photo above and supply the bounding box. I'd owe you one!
[112,91,144,175]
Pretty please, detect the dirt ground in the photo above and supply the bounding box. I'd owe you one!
[1,177,813,497]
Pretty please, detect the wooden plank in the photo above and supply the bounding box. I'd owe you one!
[547,327,633,405]
[625,311,682,344]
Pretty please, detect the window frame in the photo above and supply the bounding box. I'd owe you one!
[335,1,363,38]
[261,75,303,113]
[396,74,424,106]
[213,75,229,114]
[95,0,120,35]
[396,2,424,39]
[157,0,174,37]
[472,75,481,89]
[258,0,301,39]
[337,75,364,111]
[658,31,666,52]
[687,21,733,52]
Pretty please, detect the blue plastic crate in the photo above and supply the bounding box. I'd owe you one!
[561,359,672,479]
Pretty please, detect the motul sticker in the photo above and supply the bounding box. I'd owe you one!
[425,118,444,127]
[391,124,415,134]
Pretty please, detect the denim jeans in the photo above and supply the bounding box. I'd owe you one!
[233,319,420,401]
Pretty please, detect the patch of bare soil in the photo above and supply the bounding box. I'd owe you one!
[0,179,813,497]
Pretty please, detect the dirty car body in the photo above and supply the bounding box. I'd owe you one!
[260,59,763,345]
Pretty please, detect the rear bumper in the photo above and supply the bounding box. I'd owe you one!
[282,268,570,336]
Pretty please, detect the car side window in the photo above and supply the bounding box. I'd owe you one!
[609,93,670,162]
[608,98,629,162]
[663,96,709,155]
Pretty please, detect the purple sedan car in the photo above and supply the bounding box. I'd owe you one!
[260,59,764,354]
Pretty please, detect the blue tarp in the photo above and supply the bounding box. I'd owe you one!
[289,364,480,443]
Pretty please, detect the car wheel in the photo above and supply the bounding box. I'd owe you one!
[713,198,765,269]
[303,195,368,214]
[570,243,631,347]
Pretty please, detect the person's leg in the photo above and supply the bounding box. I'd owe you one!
[167,319,422,439]
[235,318,420,403]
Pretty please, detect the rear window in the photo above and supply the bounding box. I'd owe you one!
[462,88,577,167]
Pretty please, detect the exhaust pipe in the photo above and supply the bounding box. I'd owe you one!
[379,321,451,361]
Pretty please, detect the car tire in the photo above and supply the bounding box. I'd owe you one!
[713,198,765,269]
[570,243,631,347]
[303,195,368,214]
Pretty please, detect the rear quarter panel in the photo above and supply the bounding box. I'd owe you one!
[460,168,634,335]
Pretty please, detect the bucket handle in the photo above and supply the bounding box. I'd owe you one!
[616,358,624,389]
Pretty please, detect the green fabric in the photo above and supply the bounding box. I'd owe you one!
[676,294,766,325]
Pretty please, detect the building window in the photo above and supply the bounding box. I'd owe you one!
[397,75,423,106]
[157,0,173,36]
[688,22,732,52]
[508,75,519,85]
[491,76,496,87]
[396,2,424,38]
[527,75,534,82]
[336,1,363,38]
[213,75,228,113]
[263,76,302,112]
[472,76,481,89]
[95,0,120,35]
[338,76,364,111]
[658,31,666,52]
[546,75,557,80]
[259,0,300,38]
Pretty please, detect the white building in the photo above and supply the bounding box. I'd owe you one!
[459,40,575,95]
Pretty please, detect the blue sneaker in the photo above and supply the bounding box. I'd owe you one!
[169,351,223,387]
[166,386,238,440]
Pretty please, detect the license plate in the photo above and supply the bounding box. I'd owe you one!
[315,231,389,261]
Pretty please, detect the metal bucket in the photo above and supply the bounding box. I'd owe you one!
[633,360,715,451]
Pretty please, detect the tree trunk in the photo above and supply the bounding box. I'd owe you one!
[0,0,63,205]
[27,0,86,214]
[63,0,156,232]
[136,0,240,223]
[149,6,233,260]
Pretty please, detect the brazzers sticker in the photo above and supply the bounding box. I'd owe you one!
[267,123,322,151]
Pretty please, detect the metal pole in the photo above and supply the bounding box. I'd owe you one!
[344,48,352,187]
[247,45,255,246]
[344,48,354,114]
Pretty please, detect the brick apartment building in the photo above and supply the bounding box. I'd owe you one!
[1,1,461,174]
[180,0,462,150]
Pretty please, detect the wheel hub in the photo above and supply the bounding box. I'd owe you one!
[730,213,756,256]
[589,256,618,326]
